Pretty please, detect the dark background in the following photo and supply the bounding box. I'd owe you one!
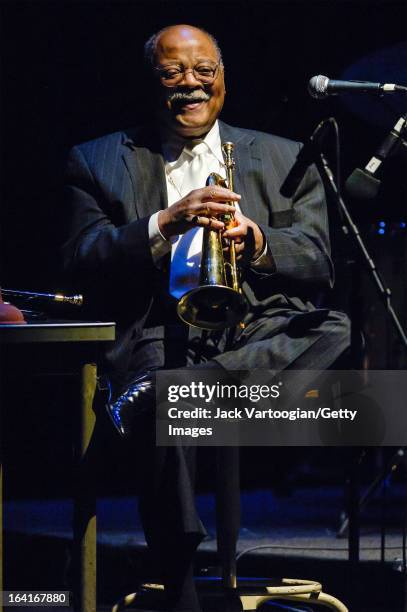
[0,0,406,497]
[1,0,406,287]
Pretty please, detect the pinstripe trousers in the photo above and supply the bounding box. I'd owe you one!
[133,304,350,584]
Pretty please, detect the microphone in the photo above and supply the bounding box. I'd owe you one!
[308,75,407,98]
[345,114,407,200]
[280,118,332,198]
[1,288,84,306]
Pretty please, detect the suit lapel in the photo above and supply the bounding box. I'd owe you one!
[121,126,168,219]
[218,121,268,225]
[120,121,268,226]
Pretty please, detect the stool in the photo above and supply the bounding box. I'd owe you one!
[112,578,347,611]
[112,447,348,611]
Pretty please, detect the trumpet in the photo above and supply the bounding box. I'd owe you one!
[177,142,248,330]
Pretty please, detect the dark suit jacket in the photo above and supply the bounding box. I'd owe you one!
[61,120,333,375]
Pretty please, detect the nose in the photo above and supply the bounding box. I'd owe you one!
[180,68,202,86]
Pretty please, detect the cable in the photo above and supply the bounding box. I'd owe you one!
[331,117,341,197]
[265,602,314,611]
[403,486,407,572]
[236,543,404,562]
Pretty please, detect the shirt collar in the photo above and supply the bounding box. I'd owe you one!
[162,121,224,166]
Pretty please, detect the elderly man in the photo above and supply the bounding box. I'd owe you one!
[62,24,350,612]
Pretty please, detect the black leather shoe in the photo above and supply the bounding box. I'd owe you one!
[106,372,155,438]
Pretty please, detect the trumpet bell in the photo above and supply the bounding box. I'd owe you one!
[177,285,248,331]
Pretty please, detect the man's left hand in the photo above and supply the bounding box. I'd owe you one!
[222,210,265,263]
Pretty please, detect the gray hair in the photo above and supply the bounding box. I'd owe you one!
[144,25,223,67]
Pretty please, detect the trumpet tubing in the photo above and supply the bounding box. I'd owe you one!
[176,142,248,331]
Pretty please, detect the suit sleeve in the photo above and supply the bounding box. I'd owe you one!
[256,144,334,289]
[61,145,156,287]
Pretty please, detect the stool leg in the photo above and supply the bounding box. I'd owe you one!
[73,363,97,612]
[216,447,240,589]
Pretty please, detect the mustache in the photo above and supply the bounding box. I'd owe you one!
[166,89,211,105]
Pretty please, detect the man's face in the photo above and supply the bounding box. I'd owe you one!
[153,26,226,138]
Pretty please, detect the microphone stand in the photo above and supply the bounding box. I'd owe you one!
[317,153,407,351]
[313,150,407,569]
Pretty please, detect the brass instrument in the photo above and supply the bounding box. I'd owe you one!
[177,142,248,330]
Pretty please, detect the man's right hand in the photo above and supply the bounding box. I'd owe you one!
[158,185,241,239]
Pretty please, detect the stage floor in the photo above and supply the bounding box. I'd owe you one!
[3,486,406,611]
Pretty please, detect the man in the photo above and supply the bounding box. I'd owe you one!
[62,24,350,612]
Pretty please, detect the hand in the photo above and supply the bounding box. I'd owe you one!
[158,185,241,239]
[222,210,265,263]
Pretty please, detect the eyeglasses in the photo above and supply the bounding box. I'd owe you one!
[154,62,220,86]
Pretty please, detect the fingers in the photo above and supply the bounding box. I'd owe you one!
[163,188,242,238]
[234,241,245,256]
[197,202,236,217]
[182,186,240,221]
[222,210,246,238]
[190,215,225,230]
[185,202,236,230]
[223,223,247,239]
[222,239,245,261]
[223,235,243,246]
[200,185,241,203]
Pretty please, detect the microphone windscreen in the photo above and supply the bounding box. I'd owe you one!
[308,75,328,98]
[345,167,381,200]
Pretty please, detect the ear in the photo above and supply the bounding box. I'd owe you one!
[221,65,226,93]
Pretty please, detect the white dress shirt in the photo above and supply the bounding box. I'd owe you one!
[148,121,272,277]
